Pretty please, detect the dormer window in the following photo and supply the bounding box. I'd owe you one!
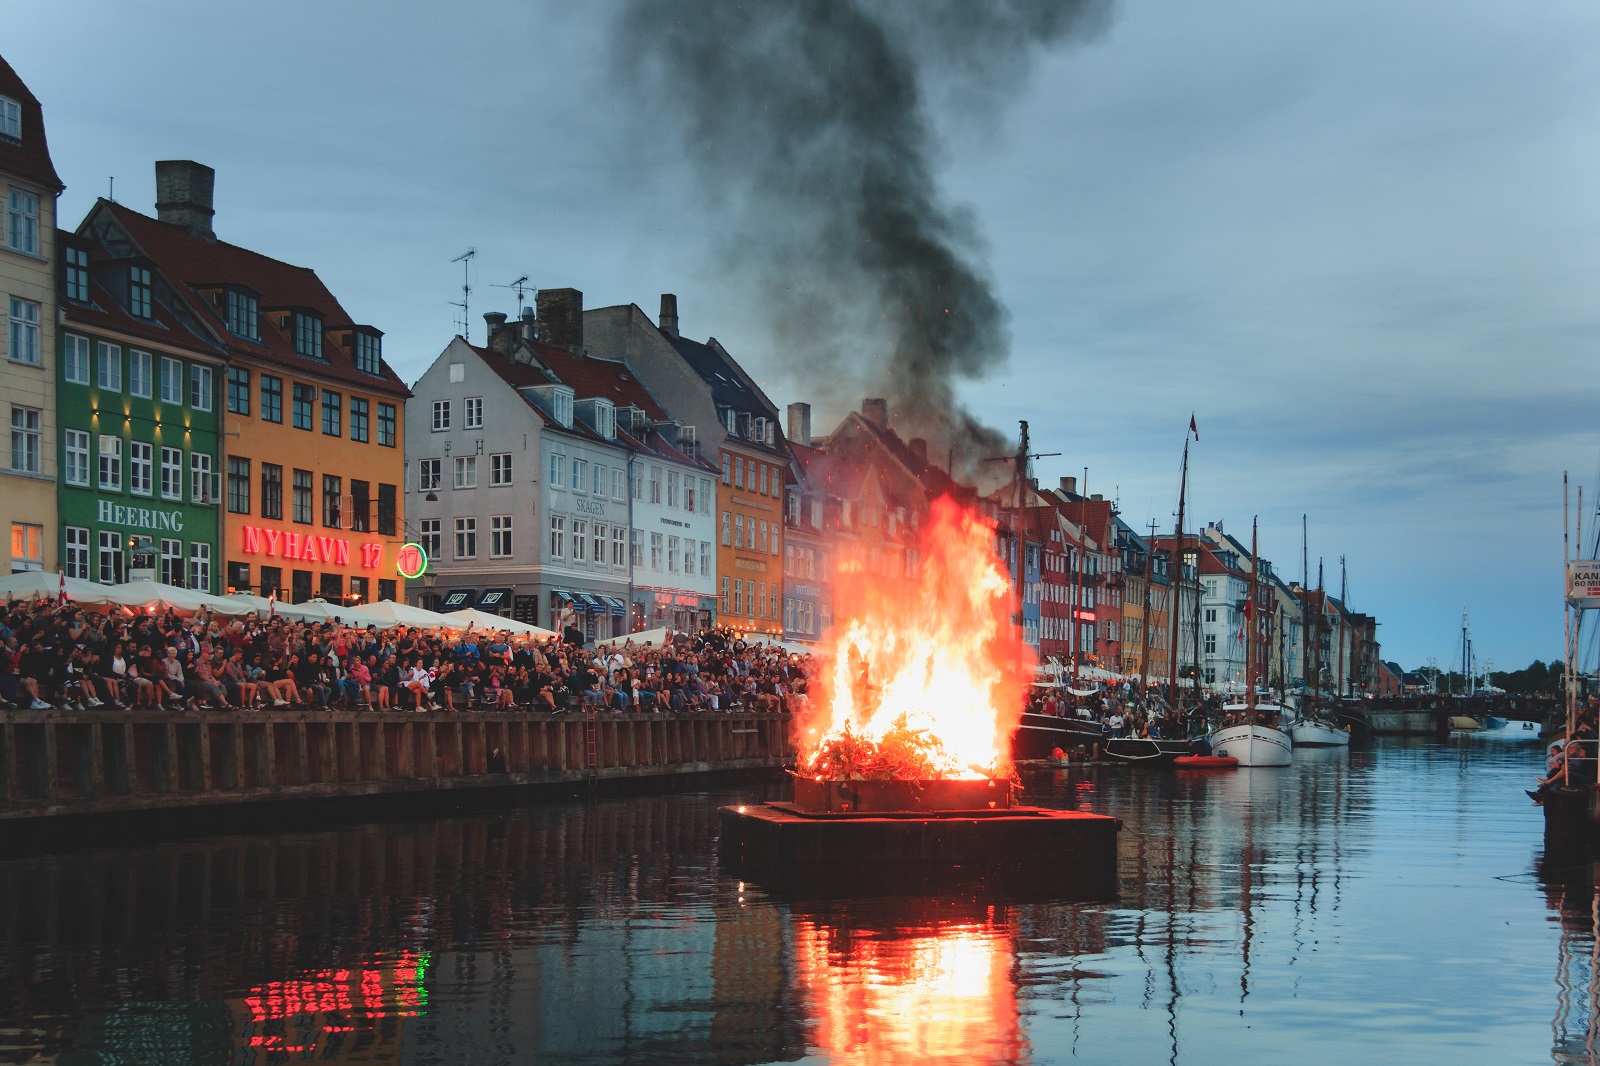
[63,247,89,302]
[226,289,259,341]
[294,312,323,359]
[724,409,738,437]
[595,400,615,440]
[354,330,382,375]
[129,265,152,318]
[0,96,19,141]
[553,386,573,429]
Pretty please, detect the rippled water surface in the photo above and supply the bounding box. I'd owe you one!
[0,738,1590,1065]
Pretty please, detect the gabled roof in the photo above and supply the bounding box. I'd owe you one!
[0,55,62,191]
[826,411,975,505]
[84,200,408,397]
[58,230,221,359]
[475,337,668,421]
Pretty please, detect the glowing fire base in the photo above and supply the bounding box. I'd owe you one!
[792,777,1013,814]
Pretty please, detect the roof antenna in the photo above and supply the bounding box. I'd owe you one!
[108,176,115,202]
[492,275,532,319]
[450,248,476,340]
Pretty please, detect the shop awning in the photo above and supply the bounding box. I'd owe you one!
[551,589,576,605]
[440,588,475,611]
[576,593,608,613]
[603,596,627,616]
[477,588,512,611]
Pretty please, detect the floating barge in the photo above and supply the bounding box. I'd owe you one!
[720,777,1120,899]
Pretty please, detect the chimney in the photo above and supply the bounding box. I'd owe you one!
[659,293,680,339]
[908,437,928,464]
[483,312,511,355]
[787,402,812,447]
[536,287,584,354]
[154,160,215,241]
[520,305,537,343]
[861,398,888,428]
[1060,476,1076,496]
[1091,493,1104,502]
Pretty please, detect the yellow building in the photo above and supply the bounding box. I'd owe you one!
[79,164,409,603]
[0,56,62,574]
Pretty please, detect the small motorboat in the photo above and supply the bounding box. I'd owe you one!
[1474,716,1544,742]
[1101,736,1192,766]
[1174,754,1239,770]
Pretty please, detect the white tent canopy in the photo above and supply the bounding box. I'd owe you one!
[93,579,249,614]
[596,627,674,649]
[443,608,556,638]
[0,571,110,604]
[341,599,460,630]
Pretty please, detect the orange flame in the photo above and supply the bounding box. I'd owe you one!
[800,495,1034,780]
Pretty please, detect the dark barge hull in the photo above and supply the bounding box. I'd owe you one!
[1012,713,1106,761]
[1100,737,1191,766]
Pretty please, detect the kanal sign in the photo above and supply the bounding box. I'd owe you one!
[1567,560,1600,609]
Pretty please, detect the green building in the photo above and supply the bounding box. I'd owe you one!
[55,224,223,589]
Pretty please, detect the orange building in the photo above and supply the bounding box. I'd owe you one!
[79,164,409,604]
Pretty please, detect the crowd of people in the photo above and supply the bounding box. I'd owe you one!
[0,598,814,717]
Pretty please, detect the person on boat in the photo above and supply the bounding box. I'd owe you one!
[1188,733,1213,757]
[1529,741,1595,803]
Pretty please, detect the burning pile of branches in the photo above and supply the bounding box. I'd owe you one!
[805,716,949,781]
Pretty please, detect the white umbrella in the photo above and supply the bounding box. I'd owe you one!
[96,579,221,613]
[342,599,459,630]
[0,571,111,604]
[443,607,557,638]
[596,626,674,649]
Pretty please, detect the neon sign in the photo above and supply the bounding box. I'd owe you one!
[240,525,385,569]
[397,542,428,579]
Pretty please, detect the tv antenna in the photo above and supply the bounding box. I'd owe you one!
[492,275,533,319]
[984,419,1060,508]
[450,248,476,339]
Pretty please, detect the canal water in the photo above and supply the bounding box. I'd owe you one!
[0,738,1589,1065]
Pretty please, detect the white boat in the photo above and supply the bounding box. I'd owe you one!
[1475,716,1544,742]
[1212,702,1294,766]
[1291,715,1351,748]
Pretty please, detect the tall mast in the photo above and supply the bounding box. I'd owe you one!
[1565,472,1575,773]
[1336,556,1347,699]
[1141,519,1156,695]
[1302,515,1310,710]
[1247,517,1259,713]
[1168,437,1188,706]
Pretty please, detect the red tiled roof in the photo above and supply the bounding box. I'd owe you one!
[95,201,408,398]
[57,230,219,358]
[0,55,63,191]
[470,339,668,421]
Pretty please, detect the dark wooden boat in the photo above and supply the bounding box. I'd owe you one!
[1100,736,1191,766]
[1012,712,1106,761]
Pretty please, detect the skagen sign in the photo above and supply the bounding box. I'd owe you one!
[97,501,184,533]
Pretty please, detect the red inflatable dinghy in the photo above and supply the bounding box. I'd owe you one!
[1173,754,1239,770]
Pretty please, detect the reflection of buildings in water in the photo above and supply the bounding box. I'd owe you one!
[790,902,1027,1066]
[1538,844,1600,1064]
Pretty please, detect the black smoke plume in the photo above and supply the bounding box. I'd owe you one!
[615,0,1112,468]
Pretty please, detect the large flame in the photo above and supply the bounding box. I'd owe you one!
[799,495,1034,781]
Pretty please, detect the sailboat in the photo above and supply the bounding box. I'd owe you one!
[1289,532,1351,748]
[1211,519,1294,766]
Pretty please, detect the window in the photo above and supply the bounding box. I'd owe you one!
[321,390,341,435]
[612,526,626,566]
[160,447,183,500]
[684,477,695,513]
[189,365,213,411]
[682,538,695,576]
[612,468,625,500]
[350,480,370,532]
[571,459,587,493]
[259,566,282,597]
[227,290,260,340]
[65,246,90,302]
[292,383,315,430]
[721,576,730,613]
[667,471,679,508]
[99,531,124,584]
[227,367,250,414]
[595,402,615,440]
[261,463,283,520]
[350,397,368,442]
[321,571,343,604]
[490,453,512,486]
[453,455,476,489]
[721,453,730,485]
[160,357,183,404]
[379,578,395,602]
[733,578,743,615]
[700,541,712,577]
[129,441,152,495]
[261,375,283,423]
[572,519,587,562]
[291,569,312,602]
[153,538,178,585]
[649,465,662,504]
[759,465,768,496]
[746,460,757,491]
[96,432,120,489]
[6,189,38,255]
[64,526,89,579]
[734,457,743,489]
[721,511,731,546]
[378,483,396,535]
[1205,634,1217,655]
[64,429,89,486]
[432,400,450,432]
[593,463,606,496]
[650,532,663,570]
[0,96,17,140]
[592,523,605,565]
[355,331,382,375]
[294,313,323,359]
[292,469,313,523]
[549,515,565,558]
[129,265,152,318]
[323,474,342,527]
[120,351,149,402]
[700,478,713,514]
[552,389,573,428]
[8,298,39,364]
[63,334,89,384]
[225,456,251,514]
[417,458,441,491]
[8,522,40,572]
[491,515,512,557]
[630,466,642,500]
[549,453,566,489]
[191,452,213,504]
[189,543,211,593]
[377,402,396,447]
[630,528,642,567]
[667,535,680,573]
[464,397,483,429]
[95,341,122,392]
[1205,608,1217,622]
[734,514,744,549]
[419,518,441,561]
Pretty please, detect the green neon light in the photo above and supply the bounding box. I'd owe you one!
[397,543,428,580]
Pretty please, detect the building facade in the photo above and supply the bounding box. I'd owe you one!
[1,57,62,574]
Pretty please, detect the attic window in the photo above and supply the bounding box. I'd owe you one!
[724,409,738,437]
[354,330,382,375]
[0,96,18,141]
[595,399,615,440]
[129,265,152,318]
[226,289,259,341]
[294,312,324,359]
[553,386,574,429]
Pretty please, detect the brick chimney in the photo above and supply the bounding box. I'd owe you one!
[483,312,511,355]
[659,293,680,339]
[908,437,928,464]
[536,287,583,354]
[861,398,888,428]
[1060,476,1076,496]
[787,402,811,447]
[154,160,215,241]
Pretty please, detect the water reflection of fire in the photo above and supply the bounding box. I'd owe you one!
[801,496,1033,782]
[794,909,1026,1064]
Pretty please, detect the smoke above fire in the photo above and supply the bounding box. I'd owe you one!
[615,0,1113,465]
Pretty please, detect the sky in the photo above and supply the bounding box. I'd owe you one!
[11,0,1599,672]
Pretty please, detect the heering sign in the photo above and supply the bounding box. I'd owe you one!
[97,500,184,533]
[240,525,385,569]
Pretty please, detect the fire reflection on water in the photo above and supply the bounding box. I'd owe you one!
[793,907,1027,1065]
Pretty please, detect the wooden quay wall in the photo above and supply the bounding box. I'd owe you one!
[0,707,791,825]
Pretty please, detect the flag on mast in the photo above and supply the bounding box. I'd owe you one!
[57,568,67,606]
[1189,415,1199,441]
